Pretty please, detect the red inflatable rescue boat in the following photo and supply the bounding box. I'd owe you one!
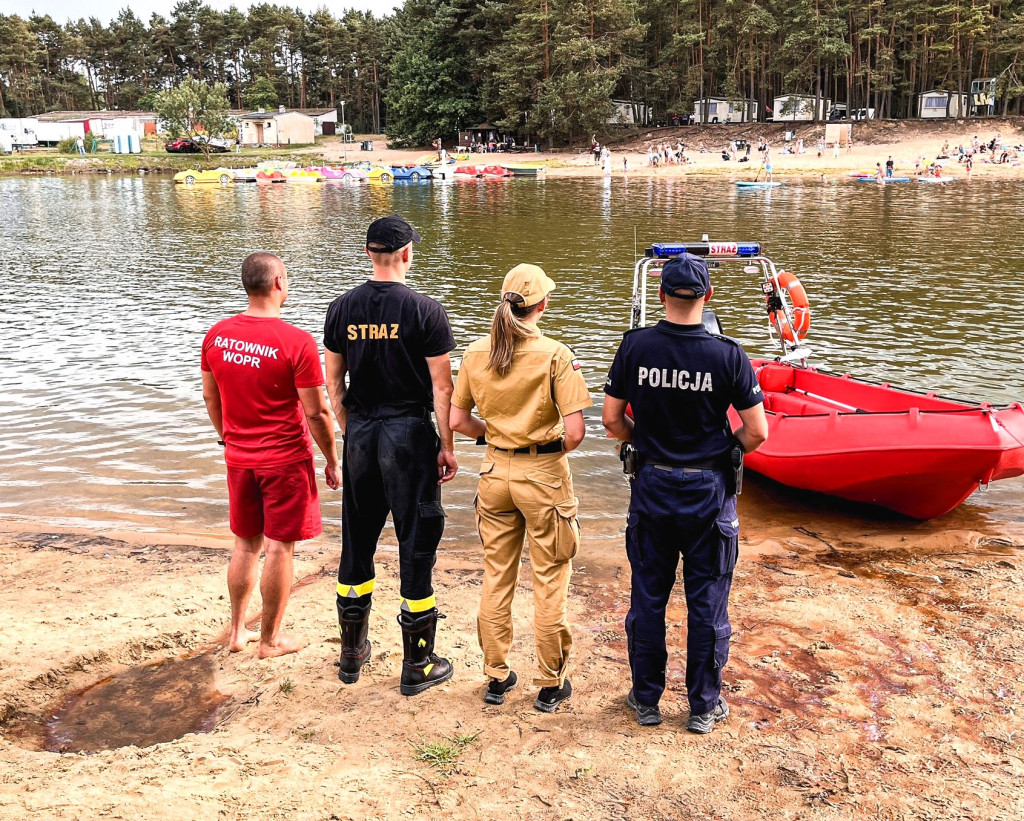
[631,239,1024,519]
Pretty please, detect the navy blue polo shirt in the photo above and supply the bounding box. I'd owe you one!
[604,320,762,464]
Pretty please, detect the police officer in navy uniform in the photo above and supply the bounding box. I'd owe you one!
[602,253,768,731]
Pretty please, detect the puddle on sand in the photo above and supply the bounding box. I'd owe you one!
[44,652,230,753]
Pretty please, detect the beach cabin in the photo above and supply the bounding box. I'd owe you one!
[772,94,830,122]
[915,90,970,119]
[36,110,158,137]
[294,108,338,136]
[239,108,315,146]
[693,97,757,123]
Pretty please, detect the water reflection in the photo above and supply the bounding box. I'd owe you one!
[2,176,1023,540]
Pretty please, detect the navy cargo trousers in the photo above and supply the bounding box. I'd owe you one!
[625,465,739,714]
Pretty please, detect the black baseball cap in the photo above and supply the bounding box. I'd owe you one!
[661,253,710,298]
[365,214,422,253]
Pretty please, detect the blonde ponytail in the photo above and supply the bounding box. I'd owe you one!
[487,295,539,377]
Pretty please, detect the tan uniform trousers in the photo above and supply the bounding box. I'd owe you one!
[475,446,581,687]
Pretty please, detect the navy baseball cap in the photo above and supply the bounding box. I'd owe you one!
[661,253,710,298]
[366,214,422,253]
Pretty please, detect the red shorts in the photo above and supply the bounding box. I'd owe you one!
[226,458,322,542]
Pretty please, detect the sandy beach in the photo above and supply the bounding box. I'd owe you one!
[1,496,1022,819]
[313,118,1024,183]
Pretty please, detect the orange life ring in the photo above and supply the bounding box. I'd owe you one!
[768,271,811,342]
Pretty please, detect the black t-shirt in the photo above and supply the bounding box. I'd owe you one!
[885,159,894,169]
[323,281,457,417]
[604,320,763,464]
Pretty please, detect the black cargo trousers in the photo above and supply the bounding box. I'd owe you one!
[336,409,446,615]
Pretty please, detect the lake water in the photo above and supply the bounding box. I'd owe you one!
[2,174,1023,546]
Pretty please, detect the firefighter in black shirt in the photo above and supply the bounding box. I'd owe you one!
[603,253,768,731]
[324,214,459,696]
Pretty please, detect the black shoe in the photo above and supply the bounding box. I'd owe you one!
[534,679,572,713]
[484,670,518,705]
[337,604,372,684]
[397,609,454,696]
[686,697,729,734]
[626,689,663,726]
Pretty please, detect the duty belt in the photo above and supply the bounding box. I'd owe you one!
[645,457,724,473]
[490,440,564,455]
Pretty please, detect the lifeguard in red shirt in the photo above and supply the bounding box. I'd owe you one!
[202,252,341,658]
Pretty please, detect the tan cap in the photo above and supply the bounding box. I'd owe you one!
[501,263,556,308]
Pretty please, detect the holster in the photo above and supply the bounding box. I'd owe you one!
[726,439,744,496]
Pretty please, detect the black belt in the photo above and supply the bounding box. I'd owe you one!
[646,458,722,473]
[491,440,564,455]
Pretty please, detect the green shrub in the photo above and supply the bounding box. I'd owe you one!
[57,137,78,154]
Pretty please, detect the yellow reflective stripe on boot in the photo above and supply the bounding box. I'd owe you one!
[423,663,434,677]
[399,594,436,613]
[337,579,376,598]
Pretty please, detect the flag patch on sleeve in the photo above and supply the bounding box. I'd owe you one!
[571,359,581,370]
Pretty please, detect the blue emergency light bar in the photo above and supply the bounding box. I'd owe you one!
[647,242,761,258]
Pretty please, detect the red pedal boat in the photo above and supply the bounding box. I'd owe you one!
[631,239,1024,519]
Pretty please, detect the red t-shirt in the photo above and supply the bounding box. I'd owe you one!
[201,315,324,468]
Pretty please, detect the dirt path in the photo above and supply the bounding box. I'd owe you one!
[1,515,1022,820]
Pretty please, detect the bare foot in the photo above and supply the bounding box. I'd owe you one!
[258,633,307,659]
[228,629,260,652]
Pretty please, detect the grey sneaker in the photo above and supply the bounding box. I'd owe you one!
[687,697,729,734]
[626,690,663,726]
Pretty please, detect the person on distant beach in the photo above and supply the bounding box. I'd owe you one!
[324,214,458,696]
[201,252,341,659]
[832,141,839,159]
[966,155,973,179]
[885,156,894,178]
[875,162,884,182]
[603,254,768,731]
[450,264,591,713]
[817,137,824,158]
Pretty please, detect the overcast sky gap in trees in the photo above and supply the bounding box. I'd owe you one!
[4,0,402,24]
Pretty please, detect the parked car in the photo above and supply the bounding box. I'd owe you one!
[166,137,199,153]
[851,108,876,120]
[165,137,230,153]
[173,168,234,185]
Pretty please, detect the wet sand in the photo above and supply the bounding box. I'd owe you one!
[1,484,1022,819]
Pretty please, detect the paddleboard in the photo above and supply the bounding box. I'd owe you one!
[856,177,911,183]
[736,181,781,188]
[918,177,951,183]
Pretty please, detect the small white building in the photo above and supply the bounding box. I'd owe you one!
[295,108,338,136]
[239,108,316,146]
[915,90,970,119]
[694,97,758,123]
[772,94,830,122]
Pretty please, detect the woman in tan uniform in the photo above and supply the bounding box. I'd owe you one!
[450,264,592,712]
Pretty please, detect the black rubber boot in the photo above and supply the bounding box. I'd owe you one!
[338,602,372,684]
[398,609,453,696]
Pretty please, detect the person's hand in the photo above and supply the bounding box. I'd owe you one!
[325,462,342,490]
[437,450,458,485]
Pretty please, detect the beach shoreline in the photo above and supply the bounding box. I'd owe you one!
[3,118,1022,182]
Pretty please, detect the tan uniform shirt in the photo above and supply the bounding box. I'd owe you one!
[452,333,593,450]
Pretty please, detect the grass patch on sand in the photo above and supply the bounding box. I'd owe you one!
[411,732,480,775]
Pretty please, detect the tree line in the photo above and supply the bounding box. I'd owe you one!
[2,0,1023,147]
